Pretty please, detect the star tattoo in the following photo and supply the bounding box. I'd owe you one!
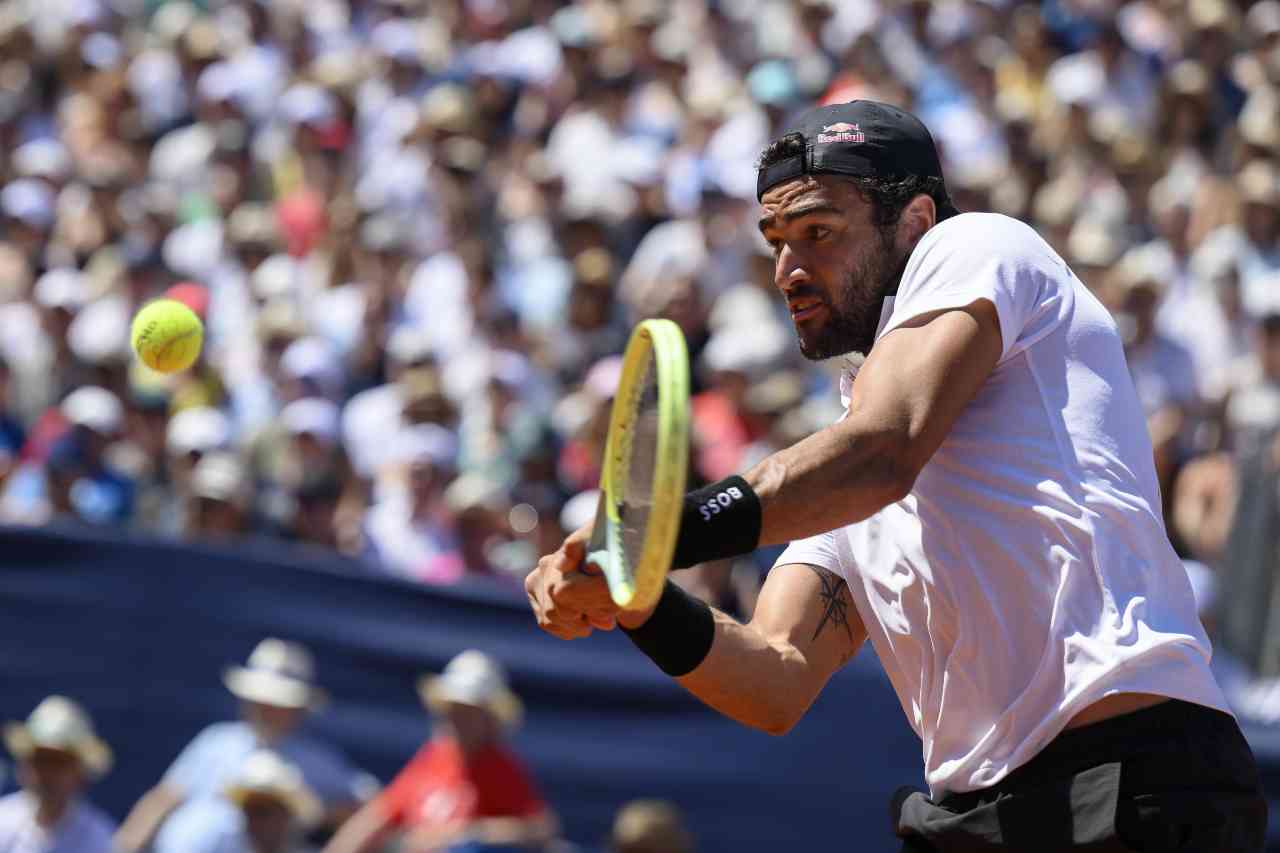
[806,565,853,643]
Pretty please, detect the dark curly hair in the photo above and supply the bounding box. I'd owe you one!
[756,133,957,230]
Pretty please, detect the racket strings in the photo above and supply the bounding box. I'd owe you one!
[620,354,661,574]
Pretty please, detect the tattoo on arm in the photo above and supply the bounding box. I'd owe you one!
[805,565,853,644]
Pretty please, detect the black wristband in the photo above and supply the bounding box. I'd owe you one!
[671,475,762,569]
[622,581,715,677]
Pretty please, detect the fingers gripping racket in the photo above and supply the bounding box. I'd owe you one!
[585,319,690,612]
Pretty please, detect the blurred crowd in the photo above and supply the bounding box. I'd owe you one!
[0,0,1279,626]
[0,639,699,853]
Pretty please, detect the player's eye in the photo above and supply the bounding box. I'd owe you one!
[767,239,783,257]
[808,225,831,242]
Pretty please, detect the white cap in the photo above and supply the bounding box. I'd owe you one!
[196,61,241,105]
[443,474,507,514]
[280,397,340,444]
[251,254,299,301]
[68,297,129,364]
[191,452,249,505]
[560,489,600,533]
[61,386,123,435]
[281,337,344,398]
[371,19,422,63]
[702,321,789,377]
[162,219,224,280]
[278,84,337,127]
[34,268,88,311]
[1,179,55,228]
[167,406,233,455]
[81,32,121,70]
[387,325,434,365]
[13,139,71,181]
[1247,0,1280,37]
[1046,55,1104,107]
[394,423,457,469]
[583,356,623,399]
[1115,243,1177,293]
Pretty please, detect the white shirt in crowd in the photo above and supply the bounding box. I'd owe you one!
[0,792,115,853]
[780,213,1228,797]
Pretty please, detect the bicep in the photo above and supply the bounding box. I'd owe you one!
[751,562,866,683]
[850,299,1002,478]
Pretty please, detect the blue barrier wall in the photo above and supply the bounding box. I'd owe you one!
[0,525,924,852]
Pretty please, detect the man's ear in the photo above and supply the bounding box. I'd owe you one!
[897,194,937,249]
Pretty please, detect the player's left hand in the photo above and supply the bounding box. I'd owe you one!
[526,523,621,639]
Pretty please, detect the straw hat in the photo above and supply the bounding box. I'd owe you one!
[3,696,112,777]
[224,750,321,827]
[418,650,522,729]
[223,639,327,710]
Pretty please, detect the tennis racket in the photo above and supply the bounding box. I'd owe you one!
[584,319,690,612]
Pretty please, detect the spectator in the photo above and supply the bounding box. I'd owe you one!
[35,386,136,526]
[1111,246,1201,510]
[1225,312,1280,458]
[608,801,693,853]
[116,639,370,853]
[0,696,116,853]
[185,452,254,541]
[324,650,555,853]
[205,751,322,853]
[361,424,458,580]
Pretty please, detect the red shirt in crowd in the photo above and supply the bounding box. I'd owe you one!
[378,738,545,830]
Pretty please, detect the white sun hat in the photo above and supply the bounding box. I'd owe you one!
[418,650,522,729]
[223,638,327,710]
[224,750,322,826]
[3,696,112,777]
[61,386,124,436]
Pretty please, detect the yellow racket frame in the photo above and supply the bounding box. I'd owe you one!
[587,319,690,611]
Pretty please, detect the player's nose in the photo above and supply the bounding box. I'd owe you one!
[774,246,812,296]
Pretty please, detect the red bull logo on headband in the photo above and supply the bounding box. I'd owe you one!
[816,122,866,145]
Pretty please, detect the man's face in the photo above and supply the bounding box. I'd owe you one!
[243,702,305,742]
[20,748,85,803]
[241,794,294,853]
[758,177,906,360]
[442,702,499,754]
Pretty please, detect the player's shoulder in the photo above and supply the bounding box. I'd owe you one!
[904,212,1066,285]
[920,212,1051,258]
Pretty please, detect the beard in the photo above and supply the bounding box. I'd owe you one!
[796,228,908,361]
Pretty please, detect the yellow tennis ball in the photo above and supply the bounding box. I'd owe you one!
[131,299,204,373]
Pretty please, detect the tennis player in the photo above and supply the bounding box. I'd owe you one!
[526,100,1267,851]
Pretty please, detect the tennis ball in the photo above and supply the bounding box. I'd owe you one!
[131,299,204,374]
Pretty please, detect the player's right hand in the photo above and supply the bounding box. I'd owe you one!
[526,523,621,640]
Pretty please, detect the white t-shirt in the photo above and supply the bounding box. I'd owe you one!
[779,213,1228,797]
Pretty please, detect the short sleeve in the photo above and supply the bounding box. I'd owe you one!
[878,214,1068,364]
[162,724,228,794]
[281,737,367,805]
[472,750,545,818]
[776,530,840,575]
[375,745,434,828]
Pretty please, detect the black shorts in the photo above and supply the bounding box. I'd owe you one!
[891,699,1268,852]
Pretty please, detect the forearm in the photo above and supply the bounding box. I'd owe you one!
[322,803,392,853]
[746,415,912,547]
[464,813,557,845]
[675,608,823,736]
[115,785,184,853]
